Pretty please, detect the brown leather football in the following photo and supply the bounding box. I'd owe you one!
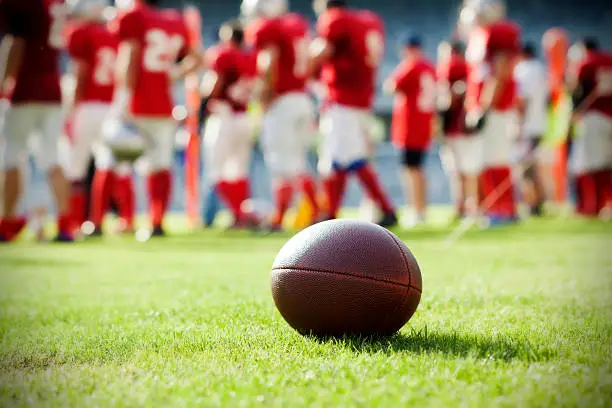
[271,219,422,336]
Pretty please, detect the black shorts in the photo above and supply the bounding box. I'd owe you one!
[399,148,427,168]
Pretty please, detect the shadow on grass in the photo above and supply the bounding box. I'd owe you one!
[307,326,556,362]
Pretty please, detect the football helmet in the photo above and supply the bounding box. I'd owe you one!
[459,0,505,27]
[241,0,288,18]
[66,0,109,19]
[102,119,146,162]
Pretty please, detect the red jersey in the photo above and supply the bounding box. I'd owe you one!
[115,4,189,116]
[316,8,385,109]
[438,54,468,136]
[0,0,65,103]
[66,22,118,104]
[465,19,520,112]
[390,58,436,149]
[205,44,256,112]
[576,52,612,118]
[245,13,309,96]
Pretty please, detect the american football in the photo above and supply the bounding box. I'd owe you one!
[271,219,422,336]
[0,0,610,405]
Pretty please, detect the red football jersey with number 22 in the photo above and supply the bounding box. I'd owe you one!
[115,3,189,117]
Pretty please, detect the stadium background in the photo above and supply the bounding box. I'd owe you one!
[27,0,612,214]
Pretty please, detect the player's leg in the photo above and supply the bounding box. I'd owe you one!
[343,108,396,226]
[591,114,612,216]
[261,99,296,230]
[293,95,319,221]
[203,112,243,225]
[229,112,255,224]
[458,135,483,218]
[112,161,135,233]
[38,105,73,241]
[574,112,609,216]
[398,148,427,227]
[481,111,517,223]
[521,136,546,216]
[440,140,463,219]
[90,141,116,234]
[67,104,102,231]
[140,118,176,236]
[0,105,35,241]
[318,105,346,219]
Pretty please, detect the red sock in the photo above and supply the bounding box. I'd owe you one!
[578,172,598,216]
[113,175,135,228]
[481,167,515,217]
[594,169,612,212]
[90,170,115,228]
[272,182,293,226]
[355,164,394,215]
[495,167,516,218]
[216,181,240,220]
[57,213,73,236]
[69,182,87,230]
[298,175,319,217]
[0,216,27,241]
[603,170,612,210]
[234,178,250,219]
[323,170,347,219]
[147,170,172,228]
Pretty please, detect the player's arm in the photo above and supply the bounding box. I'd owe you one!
[308,37,333,74]
[112,38,139,116]
[254,45,278,108]
[0,0,28,98]
[0,35,23,97]
[200,53,225,100]
[171,47,204,81]
[383,65,411,96]
[481,51,514,110]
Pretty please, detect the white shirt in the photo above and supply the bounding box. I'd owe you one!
[514,59,548,137]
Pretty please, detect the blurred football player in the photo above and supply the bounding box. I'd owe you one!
[460,0,521,225]
[0,0,74,242]
[201,21,257,228]
[436,41,481,221]
[107,0,202,238]
[568,38,612,217]
[309,0,398,227]
[64,0,135,235]
[514,42,548,216]
[384,35,436,227]
[242,0,319,231]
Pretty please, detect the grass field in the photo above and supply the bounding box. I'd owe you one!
[1,212,611,407]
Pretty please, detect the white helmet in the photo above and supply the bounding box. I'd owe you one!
[102,119,146,162]
[460,0,505,27]
[67,0,110,20]
[241,0,288,18]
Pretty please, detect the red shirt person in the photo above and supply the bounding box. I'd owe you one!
[569,38,612,216]
[459,0,521,224]
[0,0,73,242]
[102,0,200,238]
[436,41,482,219]
[64,1,137,234]
[309,0,397,227]
[384,35,435,225]
[201,20,258,228]
[386,36,436,166]
[242,0,318,230]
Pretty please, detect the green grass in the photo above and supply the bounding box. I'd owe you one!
[0,212,611,407]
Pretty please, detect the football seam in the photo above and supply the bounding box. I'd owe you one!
[382,228,414,288]
[271,266,422,293]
